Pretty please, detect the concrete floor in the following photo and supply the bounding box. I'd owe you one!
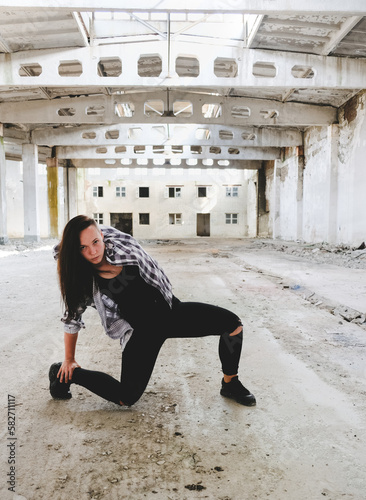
[1,238,365,500]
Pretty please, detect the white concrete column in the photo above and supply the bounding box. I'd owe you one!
[62,166,69,224]
[67,166,78,220]
[272,160,281,239]
[296,146,304,241]
[0,126,8,244]
[328,124,340,244]
[22,143,40,242]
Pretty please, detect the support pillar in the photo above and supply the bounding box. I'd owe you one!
[0,125,8,244]
[23,143,40,242]
[47,157,59,238]
[328,124,339,244]
[272,160,281,239]
[296,146,304,241]
[67,165,78,220]
[47,157,67,238]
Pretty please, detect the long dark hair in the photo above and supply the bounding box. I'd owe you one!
[57,215,99,319]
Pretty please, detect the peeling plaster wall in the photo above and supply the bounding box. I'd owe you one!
[302,92,366,246]
[303,126,331,243]
[262,161,274,238]
[277,149,300,240]
[6,160,49,238]
[263,152,303,241]
[262,92,366,245]
[337,91,366,246]
[267,147,303,241]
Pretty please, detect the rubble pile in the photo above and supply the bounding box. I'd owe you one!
[254,240,366,270]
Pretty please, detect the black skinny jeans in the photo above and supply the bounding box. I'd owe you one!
[71,297,243,406]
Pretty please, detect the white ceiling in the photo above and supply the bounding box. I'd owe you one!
[0,2,365,164]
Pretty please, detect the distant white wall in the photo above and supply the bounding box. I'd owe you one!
[79,166,258,239]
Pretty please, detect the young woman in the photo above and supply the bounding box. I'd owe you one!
[49,215,256,407]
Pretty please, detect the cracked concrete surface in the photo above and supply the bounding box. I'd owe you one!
[1,238,365,500]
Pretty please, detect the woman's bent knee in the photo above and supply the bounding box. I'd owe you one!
[230,325,243,336]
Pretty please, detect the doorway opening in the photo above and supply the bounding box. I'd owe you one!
[197,213,210,236]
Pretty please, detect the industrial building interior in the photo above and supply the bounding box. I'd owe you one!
[1,3,366,500]
[1,1,366,244]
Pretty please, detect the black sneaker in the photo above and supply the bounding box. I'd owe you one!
[220,376,256,406]
[49,362,72,400]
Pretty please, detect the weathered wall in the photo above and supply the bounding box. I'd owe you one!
[302,92,366,246]
[262,91,366,246]
[257,163,269,237]
[260,161,274,238]
[262,148,303,241]
[277,148,302,241]
[302,126,332,242]
[337,91,366,246]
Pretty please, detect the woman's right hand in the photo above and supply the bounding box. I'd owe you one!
[57,359,80,384]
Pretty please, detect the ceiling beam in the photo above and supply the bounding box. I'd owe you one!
[63,145,280,161]
[0,94,337,127]
[246,15,264,48]
[321,16,364,54]
[0,1,365,15]
[69,158,262,169]
[31,123,303,147]
[71,12,90,47]
[0,43,364,89]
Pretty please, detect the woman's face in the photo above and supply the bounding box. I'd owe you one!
[79,225,105,265]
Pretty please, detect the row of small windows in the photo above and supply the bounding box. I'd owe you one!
[93,186,239,198]
[93,213,238,225]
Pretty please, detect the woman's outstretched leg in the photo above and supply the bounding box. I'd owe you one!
[167,300,256,406]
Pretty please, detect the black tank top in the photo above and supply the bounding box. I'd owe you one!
[95,265,169,327]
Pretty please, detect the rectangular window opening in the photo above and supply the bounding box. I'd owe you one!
[139,213,150,225]
[168,187,182,198]
[139,187,150,198]
[226,213,238,224]
[116,186,126,197]
[198,187,207,198]
[93,213,103,224]
[93,186,104,197]
[226,186,239,197]
[169,213,182,225]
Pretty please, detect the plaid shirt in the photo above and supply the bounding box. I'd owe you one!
[54,226,173,350]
